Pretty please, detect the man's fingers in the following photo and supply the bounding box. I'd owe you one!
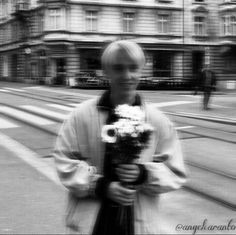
[107,182,136,206]
[117,189,135,199]
[119,177,136,183]
[118,184,136,196]
[118,164,137,170]
[116,168,138,175]
[116,196,134,206]
[118,174,137,180]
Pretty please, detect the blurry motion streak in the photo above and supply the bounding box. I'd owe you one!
[0,117,19,129]
[0,106,55,126]
[21,105,68,120]
[153,101,195,108]
[3,87,25,92]
[46,104,74,112]
[0,89,12,93]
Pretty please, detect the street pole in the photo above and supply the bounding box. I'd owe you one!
[182,0,185,84]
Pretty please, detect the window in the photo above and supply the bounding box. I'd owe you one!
[2,55,9,77]
[194,16,206,35]
[157,14,170,34]
[86,11,98,32]
[222,15,236,35]
[48,8,62,30]
[0,0,8,18]
[153,51,172,77]
[11,22,19,41]
[14,0,29,11]
[223,0,236,3]
[222,16,231,35]
[123,12,135,33]
[225,55,236,72]
[2,25,10,42]
[38,13,44,33]
[231,16,236,35]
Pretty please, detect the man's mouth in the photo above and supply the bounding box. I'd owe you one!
[120,82,134,86]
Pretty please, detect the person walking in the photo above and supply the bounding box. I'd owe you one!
[53,40,187,235]
[193,71,202,96]
[201,65,217,110]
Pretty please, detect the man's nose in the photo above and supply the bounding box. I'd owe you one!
[123,69,133,80]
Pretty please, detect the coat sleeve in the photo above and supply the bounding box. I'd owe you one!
[53,109,102,198]
[140,115,187,195]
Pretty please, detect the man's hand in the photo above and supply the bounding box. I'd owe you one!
[116,164,140,183]
[107,182,136,206]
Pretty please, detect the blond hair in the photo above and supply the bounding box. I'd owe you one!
[102,40,145,70]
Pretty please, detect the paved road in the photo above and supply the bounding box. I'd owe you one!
[0,140,66,234]
[1,133,235,234]
[0,82,235,234]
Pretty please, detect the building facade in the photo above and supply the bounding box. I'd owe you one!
[0,0,235,89]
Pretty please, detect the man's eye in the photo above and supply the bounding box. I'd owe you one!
[129,65,138,71]
[112,64,124,71]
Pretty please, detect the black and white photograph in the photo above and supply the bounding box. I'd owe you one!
[0,0,235,234]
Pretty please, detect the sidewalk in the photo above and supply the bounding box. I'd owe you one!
[0,131,236,234]
[0,134,66,234]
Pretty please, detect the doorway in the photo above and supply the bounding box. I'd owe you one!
[153,51,172,78]
[11,54,18,81]
[192,51,204,85]
[55,58,66,85]
[80,49,101,71]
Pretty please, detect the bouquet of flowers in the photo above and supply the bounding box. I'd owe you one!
[101,104,153,165]
[101,104,154,227]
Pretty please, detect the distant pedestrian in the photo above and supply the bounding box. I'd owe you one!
[201,65,217,110]
[193,71,202,96]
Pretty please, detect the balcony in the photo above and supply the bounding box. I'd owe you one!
[12,1,30,21]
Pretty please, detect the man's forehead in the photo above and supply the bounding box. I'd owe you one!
[111,51,139,65]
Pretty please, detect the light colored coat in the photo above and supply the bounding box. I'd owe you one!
[54,97,187,234]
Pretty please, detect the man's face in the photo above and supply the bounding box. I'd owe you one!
[105,50,142,96]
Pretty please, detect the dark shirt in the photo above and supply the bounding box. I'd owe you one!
[92,90,147,235]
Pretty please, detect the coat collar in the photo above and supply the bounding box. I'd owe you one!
[97,89,143,111]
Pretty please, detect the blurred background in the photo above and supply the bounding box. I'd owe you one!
[0,0,235,234]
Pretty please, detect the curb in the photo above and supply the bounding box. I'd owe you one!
[165,111,236,126]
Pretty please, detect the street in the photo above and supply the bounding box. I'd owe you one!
[0,82,236,234]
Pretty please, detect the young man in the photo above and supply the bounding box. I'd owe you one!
[54,40,186,235]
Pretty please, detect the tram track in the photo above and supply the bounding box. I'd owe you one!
[0,88,85,106]
[1,88,235,136]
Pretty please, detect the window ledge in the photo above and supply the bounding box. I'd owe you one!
[219,2,236,6]
[157,0,173,3]
[192,34,208,38]
[220,34,236,38]
[156,33,181,37]
[192,2,208,5]
[45,29,66,32]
